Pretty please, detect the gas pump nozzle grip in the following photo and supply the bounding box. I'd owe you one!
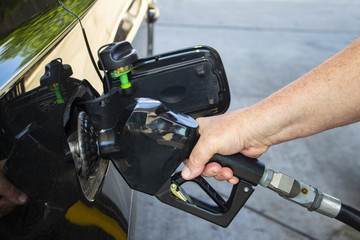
[200,153,343,225]
[208,153,265,186]
[213,153,343,219]
[155,152,265,227]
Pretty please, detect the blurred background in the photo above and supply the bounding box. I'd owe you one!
[133,0,360,239]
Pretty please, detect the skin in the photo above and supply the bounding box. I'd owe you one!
[0,160,28,217]
[182,37,360,184]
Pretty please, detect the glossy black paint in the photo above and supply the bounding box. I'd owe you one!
[1,65,128,239]
[1,0,151,239]
[0,0,96,89]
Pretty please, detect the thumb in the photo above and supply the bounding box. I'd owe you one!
[181,157,205,180]
[181,139,215,180]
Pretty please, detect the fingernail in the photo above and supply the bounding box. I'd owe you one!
[18,193,28,203]
[182,166,191,178]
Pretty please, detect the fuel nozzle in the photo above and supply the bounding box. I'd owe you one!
[68,97,199,196]
[98,41,138,93]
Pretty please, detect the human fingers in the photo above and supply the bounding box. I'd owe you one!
[0,162,28,206]
[182,147,214,180]
[202,163,239,184]
[181,116,218,180]
[0,176,28,205]
[182,113,241,180]
[201,162,222,178]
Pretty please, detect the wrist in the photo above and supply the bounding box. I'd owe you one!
[230,108,272,158]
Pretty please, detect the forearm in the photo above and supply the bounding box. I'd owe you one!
[183,37,360,182]
[249,37,360,146]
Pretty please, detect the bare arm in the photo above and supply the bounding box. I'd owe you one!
[182,37,360,183]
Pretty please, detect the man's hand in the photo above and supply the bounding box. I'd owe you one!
[182,37,360,185]
[181,109,269,184]
[0,160,28,217]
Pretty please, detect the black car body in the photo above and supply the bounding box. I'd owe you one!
[0,1,153,239]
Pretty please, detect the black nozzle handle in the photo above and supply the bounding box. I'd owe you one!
[209,153,265,186]
[156,173,255,227]
[155,153,266,227]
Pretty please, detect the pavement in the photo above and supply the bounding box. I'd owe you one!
[132,0,360,239]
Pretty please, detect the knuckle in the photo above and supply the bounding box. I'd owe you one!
[214,175,225,181]
[203,163,219,177]
[222,167,234,179]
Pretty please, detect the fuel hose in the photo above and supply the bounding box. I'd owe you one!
[335,203,360,231]
[259,167,360,231]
